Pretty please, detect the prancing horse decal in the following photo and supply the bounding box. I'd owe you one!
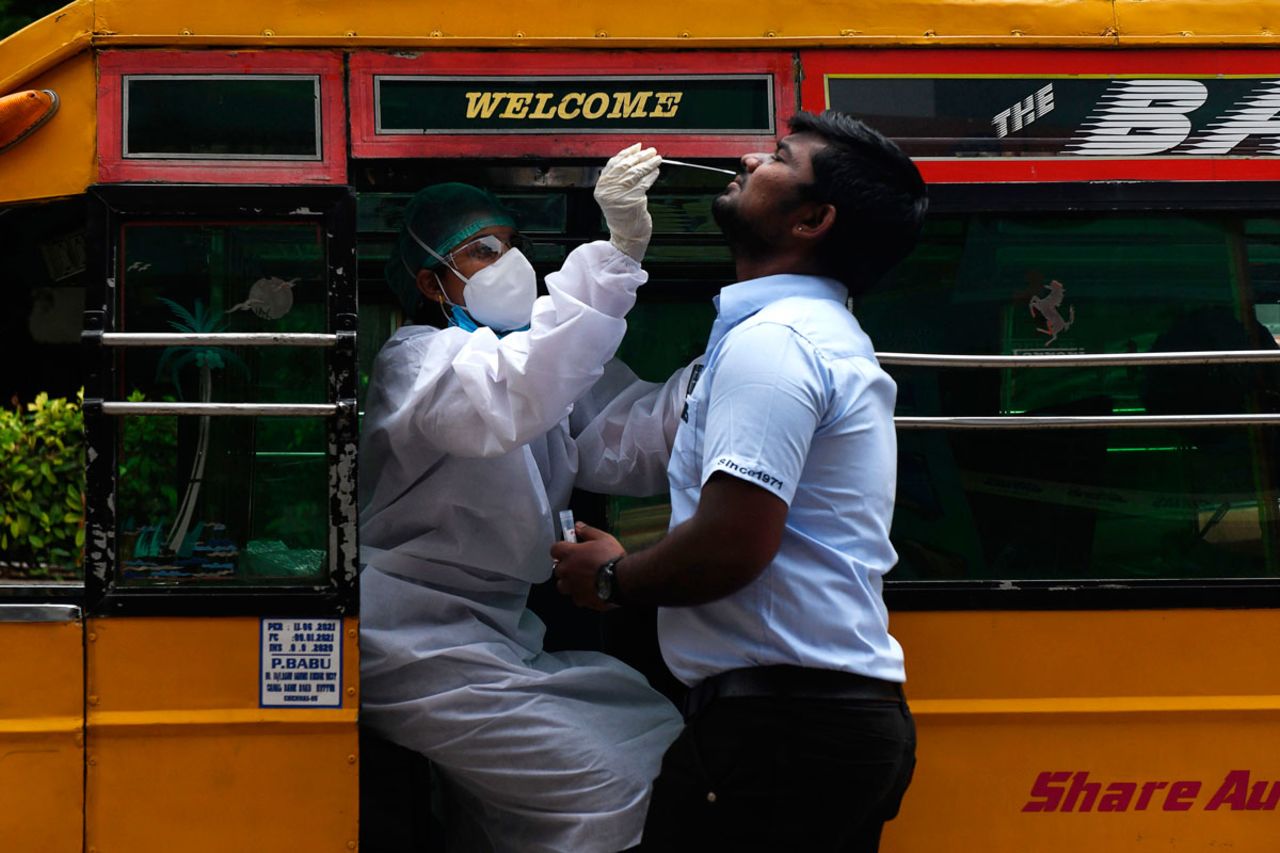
[1029,280,1075,346]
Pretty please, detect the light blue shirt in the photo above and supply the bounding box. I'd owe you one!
[657,274,906,687]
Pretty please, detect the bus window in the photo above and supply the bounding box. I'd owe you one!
[0,197,87,584]
[860,209,1280,583]
[83,185,358,609]
[109,221,331,583]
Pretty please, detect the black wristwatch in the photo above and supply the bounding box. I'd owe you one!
[595,556,625,604]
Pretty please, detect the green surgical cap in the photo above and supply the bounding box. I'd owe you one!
[384,183,518,317]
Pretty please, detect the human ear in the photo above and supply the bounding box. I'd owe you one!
[793,203,836,242]
[415,268,444,303]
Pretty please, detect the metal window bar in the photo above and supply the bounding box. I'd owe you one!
[101,332,338,347]
[876,350,1280,368]
[897,414,1280,430]
[100,402,341,417]
[878,349,1280,430]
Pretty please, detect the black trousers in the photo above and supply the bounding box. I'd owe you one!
[639,693,916,852]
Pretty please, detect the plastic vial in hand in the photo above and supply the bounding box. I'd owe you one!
[559,510,577,543]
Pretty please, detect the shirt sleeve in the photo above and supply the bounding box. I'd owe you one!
[700,321,828,505]
[571,359,701,496]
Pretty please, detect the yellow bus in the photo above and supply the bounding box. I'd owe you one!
[3,1,1280,850]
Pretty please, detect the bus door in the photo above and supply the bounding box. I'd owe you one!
[80,184,360,852]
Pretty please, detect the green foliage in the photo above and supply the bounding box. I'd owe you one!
[0,391,84,574]
[118,390,178,529]
[0,0,65,39]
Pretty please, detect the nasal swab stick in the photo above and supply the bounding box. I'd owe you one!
[660,159,738,176]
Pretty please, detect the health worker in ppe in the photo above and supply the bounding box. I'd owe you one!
[359,145,690,853]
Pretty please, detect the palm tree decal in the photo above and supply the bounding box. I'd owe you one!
[155,298,248,558]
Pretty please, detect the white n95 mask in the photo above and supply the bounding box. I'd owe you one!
[460,247,537,332]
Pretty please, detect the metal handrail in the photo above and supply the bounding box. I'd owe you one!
[896,414,1280,430]
[101,332,338,347]
[101,402,338,417]
[0,603,81,622]
[877,350,1280,368]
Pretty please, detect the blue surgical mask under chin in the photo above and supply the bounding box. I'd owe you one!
[445,302,529,337]
[447,303,480,333]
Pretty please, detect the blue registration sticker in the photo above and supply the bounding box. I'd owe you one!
[260,618,343,708]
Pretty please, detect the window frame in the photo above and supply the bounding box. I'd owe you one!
[84,184,358,618]
[97,51,347,185]
[884,181,1280,610]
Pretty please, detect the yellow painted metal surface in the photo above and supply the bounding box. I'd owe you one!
[0,0,1276,53]
[883,610,1280,852]
[0,50,95,203]
[88,0,1122,47]
[0,619,84,853]
[85,616,359,853]
[1116,0,1280,45]
[0,0,91,94]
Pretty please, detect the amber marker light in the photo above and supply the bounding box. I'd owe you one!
[0,89,60,154]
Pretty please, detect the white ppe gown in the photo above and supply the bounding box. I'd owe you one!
[359,241,688,853]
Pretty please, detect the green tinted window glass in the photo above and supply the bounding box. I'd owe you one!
[117,415,327,585]
[859,213,1280,582]
[120,223,326,333]
[124,76,320,159]
[648,195,723,235]
[357,192,568,235]
[115,221,333,587]
[119,345,326,406]
[500,194,569,233]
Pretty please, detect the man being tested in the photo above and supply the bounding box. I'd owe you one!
[551,111,928,851]
[359,145,694,852]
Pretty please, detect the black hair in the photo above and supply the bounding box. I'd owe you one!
[788,110,928,297]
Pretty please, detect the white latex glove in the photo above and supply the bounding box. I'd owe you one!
[594,143,661,262]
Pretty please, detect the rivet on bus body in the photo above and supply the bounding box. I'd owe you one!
[347,687,356,696]
[1180,31,1193,37]
[430,30,443,37]
[840,29,860,37]
[514,31,525,38]
[1011,29,1025,37]
[764,30,778,38]
[88,695,99,705]
[180,29,192,36]
[262,29,275,37]
[924,29,937,38]
[347,754,357,764]
[348,627,357,638]
[345,31,357,37]
[87,757,97,766]
[88,632,97,641]
[347,842,357,851]
[679,31,690,38]
[595,30,608,38]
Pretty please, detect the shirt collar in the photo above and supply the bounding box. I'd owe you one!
[708,274,848,352]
